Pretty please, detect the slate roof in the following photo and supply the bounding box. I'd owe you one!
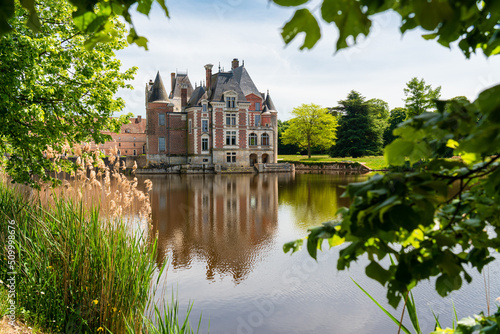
[148,72,169,103]
[265,91,277,111]
[232,66,261,98]
[209,71,247,102]
[187,86,206,107]
[171,73,194,99]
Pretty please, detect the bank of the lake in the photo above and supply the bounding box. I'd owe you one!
[278,155,388,170]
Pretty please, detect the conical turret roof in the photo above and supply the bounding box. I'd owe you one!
[148,71,169,103]
[265,91,277,111]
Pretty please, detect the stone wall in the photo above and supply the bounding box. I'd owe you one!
[292,162,370,172]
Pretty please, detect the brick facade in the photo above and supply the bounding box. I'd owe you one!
[91,116,147,156]
[145,59,278,168]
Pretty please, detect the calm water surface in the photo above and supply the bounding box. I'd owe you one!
[139,172,499,334]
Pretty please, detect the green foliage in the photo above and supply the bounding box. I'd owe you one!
[0,0,135,188]
[136,294,204,334]
[0,0,168,49]
[330,91,385,158]
[404,78,442,119]
[272,0,500,58]
[281,103,338,158]
[285,91,500,309]
[383,107,408,147]
[431,306,500,333]
[278,120,300,155]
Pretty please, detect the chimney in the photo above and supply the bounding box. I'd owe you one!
[181,84,188,108]
[232,58,239,69]
[137,115,142,123]
[204,64,213,92]
[170,72,175,95]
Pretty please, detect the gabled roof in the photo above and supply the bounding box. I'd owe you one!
[148,72,169,103]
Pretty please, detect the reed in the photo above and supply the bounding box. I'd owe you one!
[0,182,159,333]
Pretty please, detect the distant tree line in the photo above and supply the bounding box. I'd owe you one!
[278,77,456,158]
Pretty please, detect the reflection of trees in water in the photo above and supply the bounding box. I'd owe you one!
[278,172,370,229]
[145,174,279,284]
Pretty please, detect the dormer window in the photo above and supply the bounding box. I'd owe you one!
[255,102,260,111]
[202,103,207,112]
[226,97,235,108]
[224,91,238,109]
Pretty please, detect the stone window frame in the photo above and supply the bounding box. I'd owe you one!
[201,136,209,152]
[223,91,238,110]
[159,137,166,152]
[249,133,258,146]
[225,131,237,146]
[202,119,209,132]
[261,133,270,146]
[226,152,236,163]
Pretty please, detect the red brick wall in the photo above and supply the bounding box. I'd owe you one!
[147,101,187,155]
[90,117,147,156]
[262,114,271,127]
[214,110,224,148]
[246,93,263,111]
[239,129,246,149]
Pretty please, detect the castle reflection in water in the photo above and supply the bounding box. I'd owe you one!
[149,174,289,283]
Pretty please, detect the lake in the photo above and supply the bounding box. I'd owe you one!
[140,172,499,334]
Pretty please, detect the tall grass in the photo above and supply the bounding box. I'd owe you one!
[0,146,207,333]
[0,183,159,333]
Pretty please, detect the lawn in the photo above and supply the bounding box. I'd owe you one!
[278,155,388,170]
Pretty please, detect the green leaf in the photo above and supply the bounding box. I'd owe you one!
[127,28,149,50]
[321,0,371,50]
[19,0,40,31]
[475,84,500,116]
[365,261,390,286]
[436,274,461,297]
[283,239,303,254]
[155,0,169,17]
[137,0,154,16]
[281,8,321,50]
[384,140,413,166]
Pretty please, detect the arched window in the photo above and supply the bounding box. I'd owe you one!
[261,133,269,146]
[249,133,257,146]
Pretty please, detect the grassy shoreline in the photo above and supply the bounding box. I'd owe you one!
[0,181,203,333]
[278,155,388,170]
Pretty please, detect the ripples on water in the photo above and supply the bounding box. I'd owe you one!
[139,172,498,334]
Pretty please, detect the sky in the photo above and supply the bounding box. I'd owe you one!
[115,0,500,120]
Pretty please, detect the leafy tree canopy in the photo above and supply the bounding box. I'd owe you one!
[0,0,168,49]
[404,77,442,119]
[0,0,135,187]
[383,107,407,147]
[330,91,385,158]
[281,103,338,158]
[278,120,301,155]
